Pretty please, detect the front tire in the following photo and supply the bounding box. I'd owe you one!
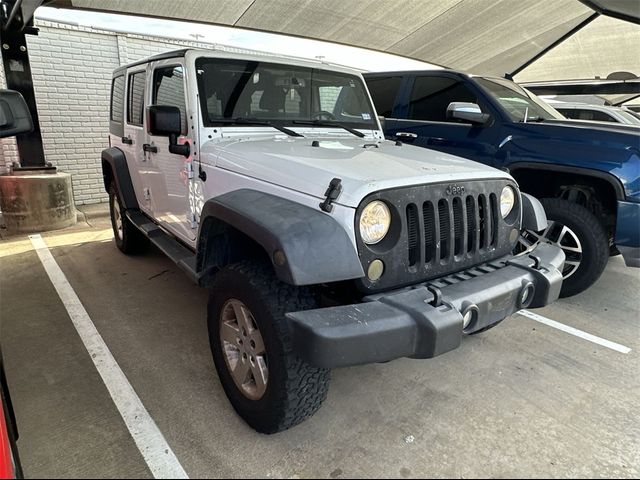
[208,261,329,434]
[520,198,608,298]
[108,184,148,255]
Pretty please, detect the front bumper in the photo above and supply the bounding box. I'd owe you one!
[615,200,640,267]
[287,243,564,369]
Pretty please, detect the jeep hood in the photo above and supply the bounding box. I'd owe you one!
[204,136,511,208]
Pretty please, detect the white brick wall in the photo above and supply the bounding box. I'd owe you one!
[0,20,269,205]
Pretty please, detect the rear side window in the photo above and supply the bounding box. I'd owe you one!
[558,108,616,123]
[110,75,125,123]
[127,71,146,126]
[408,76,478,122]
[366,76,402,117]
[153,65,187,134]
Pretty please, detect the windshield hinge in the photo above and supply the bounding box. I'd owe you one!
[320,178,343,213]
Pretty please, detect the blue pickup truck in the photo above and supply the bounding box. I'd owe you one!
[364,71,640,297]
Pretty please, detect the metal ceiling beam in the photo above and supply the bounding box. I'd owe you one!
[1,0,48,168]
[509,12,600,77]
[522,78,640,96]
[579,0,640,25]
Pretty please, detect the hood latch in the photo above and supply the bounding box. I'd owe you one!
[320,178,343,213]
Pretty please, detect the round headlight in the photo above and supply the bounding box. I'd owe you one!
[500,186,516,218]
[360,201,391,244]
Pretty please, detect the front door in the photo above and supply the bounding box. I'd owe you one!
[385,74,499,167]
[144,60,196,241]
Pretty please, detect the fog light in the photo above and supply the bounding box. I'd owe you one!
[519,282,535,308]
[367,259,384,281]
[273,250,286,267]
[461,303,479,330]
[463,310,473,329]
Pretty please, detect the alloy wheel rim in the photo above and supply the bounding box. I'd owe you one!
[520,221,582,279]
[219,299,268,401]
[113,196,123,241]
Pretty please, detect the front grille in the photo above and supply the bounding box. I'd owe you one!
[356,179,518,293]
[406,193,498,269]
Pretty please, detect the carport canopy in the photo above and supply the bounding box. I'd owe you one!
[41,0,640,81]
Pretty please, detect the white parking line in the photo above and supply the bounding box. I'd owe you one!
[30,234,189,479]
[517,309,632,354]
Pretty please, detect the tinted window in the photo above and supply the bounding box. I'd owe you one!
[195,58,376,129]
[408,76,478,122]
[557,108,616,122]
[127,71,146,126]
[110,75,125,123]
[366,76,402,117]
[153,66,187,134]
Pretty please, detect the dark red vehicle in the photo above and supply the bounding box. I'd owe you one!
[1,358,21,479]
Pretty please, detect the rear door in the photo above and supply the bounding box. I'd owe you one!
[382,74,500,166]
[144,59,196,241]
[123,66,152,215]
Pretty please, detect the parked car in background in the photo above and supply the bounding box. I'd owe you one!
[103,49,565,433]
[364,70,640,297]
[547,101,640,126]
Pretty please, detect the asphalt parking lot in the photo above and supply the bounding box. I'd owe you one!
[1,207,639,479]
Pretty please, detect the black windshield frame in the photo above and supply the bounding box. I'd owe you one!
[195,57,378,130]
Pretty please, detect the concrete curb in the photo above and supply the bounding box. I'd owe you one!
[76,203,110,223]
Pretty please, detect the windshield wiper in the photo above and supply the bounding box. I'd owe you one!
[292,120,366,138]
[214,118,304,137]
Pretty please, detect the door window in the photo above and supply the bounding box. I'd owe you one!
[408,76,478,122]
[152,66,187,134]
[110,75,125,123]
[558,108,616,123]
[127,71,146,126]
[366,76,402,117]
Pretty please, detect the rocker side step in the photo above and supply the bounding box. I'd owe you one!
[126,210,198,283]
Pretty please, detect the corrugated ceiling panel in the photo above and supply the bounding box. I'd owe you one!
[387,0,593,74]
[68,0,255,25]
[233,0,461,52]
[48,0,634,79]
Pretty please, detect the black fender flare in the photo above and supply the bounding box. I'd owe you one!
[196,189,365,286]
[507,162,626,200]
[521,193,547,232]
[101,147,139,209]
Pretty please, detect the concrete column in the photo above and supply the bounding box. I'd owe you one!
[0,170,76,233]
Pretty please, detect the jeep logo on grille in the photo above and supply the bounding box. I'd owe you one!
[446,184,465,196]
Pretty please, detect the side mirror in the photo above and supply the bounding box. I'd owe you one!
[146,105,190,157]
[447,102,491,126]
[0,90,33,138]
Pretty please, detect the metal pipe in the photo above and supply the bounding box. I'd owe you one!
[4,0,24,30]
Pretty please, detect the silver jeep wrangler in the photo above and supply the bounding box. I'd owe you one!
[102,49,564,433]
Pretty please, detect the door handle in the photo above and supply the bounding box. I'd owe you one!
[143,143,158,153]
[395,132,417,141]
[121,136,133,145]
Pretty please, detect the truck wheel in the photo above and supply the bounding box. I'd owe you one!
[520,198,608,298]
[208,261,329,434]
[108,184,148,254]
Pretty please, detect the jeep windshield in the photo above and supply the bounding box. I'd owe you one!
[475,77,564,123]
[195,57,378,132]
